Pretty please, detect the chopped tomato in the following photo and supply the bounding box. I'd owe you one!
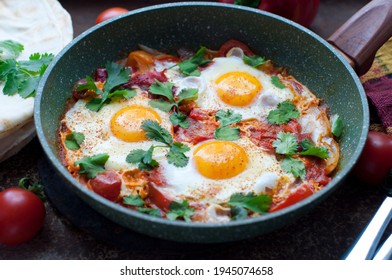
[124,70,167,91]
[175,117,218,144]
[269,183,314,212]
[147,185,172,212]
[303,157,331,186]
[217,39,254,57]
[89,171,121,202]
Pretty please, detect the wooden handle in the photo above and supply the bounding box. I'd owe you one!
[328,0,392,75]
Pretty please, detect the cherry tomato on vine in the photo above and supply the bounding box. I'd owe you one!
[0,187,46,245]
[218,0,320,27]
[352,131,392,186]
[96,7,129,24]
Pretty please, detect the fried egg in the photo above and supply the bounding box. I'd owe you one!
[160,137,294,204]
[61,91,171,171]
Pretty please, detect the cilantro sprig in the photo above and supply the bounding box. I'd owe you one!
[126,120,190,169]
[271,75,286,89]
[123,195,161,217]
[243,55,265,68]
[178,47,211,76]
[65,131,85,150]
[74,153,109,179]
[166,200,194,222]
[299,139,329,159]
[76,62,136,111]
[281,157,306,180]
[148,79,198,128]
[214,109,242,141]
[0,40,54,98]
[228,192,272,219]
[267,100,300,125]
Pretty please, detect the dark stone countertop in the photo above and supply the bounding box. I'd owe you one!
[2,0,390,260]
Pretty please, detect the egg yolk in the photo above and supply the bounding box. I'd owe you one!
[193,141,248,179]
[215,71,262,106]
[110,106,161,142]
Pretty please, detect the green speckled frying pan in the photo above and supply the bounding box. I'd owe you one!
[34,1,392,243]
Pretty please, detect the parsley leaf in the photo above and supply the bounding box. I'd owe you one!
[228,193,272,214]
[273,132,298,155]
[149,80,175,102]
[281,157,306,179]
[126,147,159,171]
[123,195,145,207]
[137,207,161,217]
[74,153,109,179]
[141,119,173,145]
[65,131,85,150]
[331,114,343,137]
[215,109,242,127]
[0,40,53,98]
[166,200,194,222]
[243,55,265,68]
[215,126,241,141]
[148,99,174,112]
[104,62,130,92]
[267,100,300,124]
[177,88,198,103]
[271,75,286,89]
[178,47,211,76]
[169,112,189,128]
[167,142,190,167]
[299,139,329,159]
[214,109,242,141]
[108,89,137,100]
[0,40,24,59]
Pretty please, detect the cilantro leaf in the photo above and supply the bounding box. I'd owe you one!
[3,72,22,95]
[215,126,241,141]
[178,47,211,76]
[281,157,306,179]
[141,120,173,145]
[126,147,159,171]
[273,132,298,155]
[267,100,300,124]
[331,114,343,137]
[65,131,85,150]
[228,193,272,214]
[0,40,24,59]
[137,207,161,217]
[85,98,110,112]
[77,75,99,92]
[148,99,175,112]
[74,153,109,179]
[149,80,175,102]
[0,59,17,80]
[104,61,131,92]
[18,75,40,98]
[123,195,145,207]
[271,75,286,89]
[166,200,194,222]
[231,206,248,220]
[169,111,189,128]
[243,55,265,68]
[108,88,137,100]
[18,53,54,73]
[177,88,198,103]
[234,0,260,8]
[216,109,242,127]
[299,139,329,159]
[167,142,190,167]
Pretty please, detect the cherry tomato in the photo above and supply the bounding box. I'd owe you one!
[269,183,314,212]
[95,7,129,24]
[352,131,392,186]
[218,0,320,27]
[0,188,45,245]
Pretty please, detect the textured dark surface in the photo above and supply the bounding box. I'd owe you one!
[3,0,391,259]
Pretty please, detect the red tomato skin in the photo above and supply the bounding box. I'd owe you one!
[95,7,129,24]
[147,185,172,212]
[269,183,314,212]
[0,188,45,245]
[89,171,121,202]
[352,131,392,186]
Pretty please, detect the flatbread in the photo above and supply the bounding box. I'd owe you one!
[0,0,73,162]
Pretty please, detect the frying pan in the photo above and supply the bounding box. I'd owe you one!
[34,1,392,243]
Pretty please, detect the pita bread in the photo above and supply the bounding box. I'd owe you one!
[0,0,73,162]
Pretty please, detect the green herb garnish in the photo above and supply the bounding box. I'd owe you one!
[267,100,300,125]
[281,157,306,179]
[123,195,145,207]
[166,200,194,222]
[299,139,329,159]
[273,132,298,155]
[74,153,109,179]
[271,75,286,89]
[77,62,136,111]
[137,207,161,217]
[178,47,211,76]
[228,192,272,214]
[331,114,343,137]
[243,55,265,68]
[126,120,190,169]
[233,0,260,8]
[214,109,242,141]
[65,131,85,150]
[0,40,54,98]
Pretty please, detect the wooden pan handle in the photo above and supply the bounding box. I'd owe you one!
[328,0,392,75]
